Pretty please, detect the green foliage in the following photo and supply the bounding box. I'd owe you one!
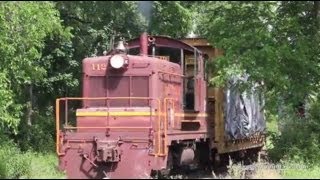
[26,153,65,179]
[0,2,66,84]
[0,148,31,178]
[0,134,65,179]
[280,161,320,179]
[0,134,31,178]
[35,26,77,109]
[197,1,320,111]
[16,113,55,153]
[150,1,193,38]
[196,2,320,176]
[0,3,73,177]
[0,2,71,133]
[0,72,21,133]
[268,95,320,165]
[56,1,146,58]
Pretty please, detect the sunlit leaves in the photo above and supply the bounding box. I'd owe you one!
[150,1,193,38]
[0,2,69,132]
[197,1,320,112]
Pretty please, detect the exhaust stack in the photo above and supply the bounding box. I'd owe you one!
[140,32,148,56]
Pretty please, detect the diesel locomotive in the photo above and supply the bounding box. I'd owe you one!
[55,32,265,179]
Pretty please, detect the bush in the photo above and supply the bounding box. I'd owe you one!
[268,96,320,165]
[0,133,65,179]
[0,134,31,178]
[16,113,55,153]
[280,160,320,179]
[25,152,66,179]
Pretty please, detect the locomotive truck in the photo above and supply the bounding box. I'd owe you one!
[55,32,266,179]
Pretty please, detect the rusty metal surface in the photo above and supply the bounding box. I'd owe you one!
[59,132,165,179]
[179,38,212,47]
[140,32,148,56]
[127,35,203,54]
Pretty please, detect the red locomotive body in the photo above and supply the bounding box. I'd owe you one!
[56,33,265,179]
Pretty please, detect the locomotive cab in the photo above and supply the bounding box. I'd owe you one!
[127,34,206,113]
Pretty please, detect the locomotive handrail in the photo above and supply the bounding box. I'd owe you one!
[163,97,177,156]
[64,126,152,129]
[55,97,162,156]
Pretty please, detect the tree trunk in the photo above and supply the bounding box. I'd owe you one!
[27,84,33,126]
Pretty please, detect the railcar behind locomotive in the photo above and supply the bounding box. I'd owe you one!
[55,32,266,179]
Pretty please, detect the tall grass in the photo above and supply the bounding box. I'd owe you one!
[280,160,320,179]
[0,133,65,179]
[24,153,65,179]
[225,160,320,179]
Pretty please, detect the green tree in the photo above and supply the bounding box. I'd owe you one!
[149,1,193,38]
[197,1,320,113]
[56,1,147,59]
[196,1,320,163]
[0,2,71,133]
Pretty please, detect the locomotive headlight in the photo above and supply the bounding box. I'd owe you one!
[110,55,125,69]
